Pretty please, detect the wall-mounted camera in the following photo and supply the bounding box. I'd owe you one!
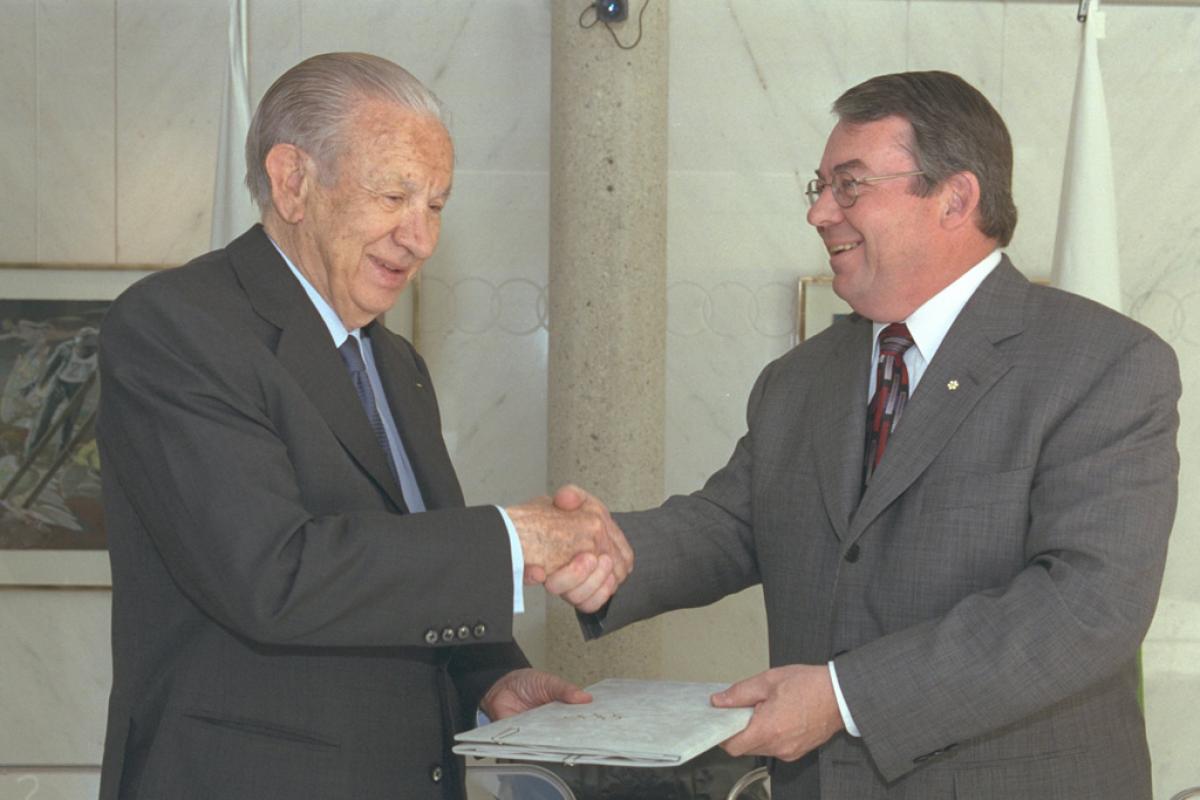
[579,0,647,49]
[594,1,628,22]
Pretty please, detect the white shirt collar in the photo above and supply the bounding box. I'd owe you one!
[266,237,356,347]
[872,248,1002,365]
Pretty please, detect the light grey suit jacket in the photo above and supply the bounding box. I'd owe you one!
[594,258,1180,799]
[98,226,526,799]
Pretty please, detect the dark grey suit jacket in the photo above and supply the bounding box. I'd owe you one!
[593,258,1180,799]
[98,226,525,799]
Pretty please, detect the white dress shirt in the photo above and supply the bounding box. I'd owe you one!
[830,249,1002,736]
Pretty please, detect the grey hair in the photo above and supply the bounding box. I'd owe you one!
[245,52,446,212]
[833,71,1018,247]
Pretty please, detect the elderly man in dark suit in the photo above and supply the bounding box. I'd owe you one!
[551,71,1180,799]
[97,52,629,800]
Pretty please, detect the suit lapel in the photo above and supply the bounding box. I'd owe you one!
[226,226,408,511]
[849,258,1029,540]
[813,316,874,541]
[366,322,464,510]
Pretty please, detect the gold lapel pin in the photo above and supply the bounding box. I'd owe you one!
[947,380,959,391]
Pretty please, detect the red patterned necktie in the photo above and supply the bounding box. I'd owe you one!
[864,323,915,486]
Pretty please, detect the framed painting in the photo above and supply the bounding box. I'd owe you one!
[796,276,853,342]
[0,268,152,586]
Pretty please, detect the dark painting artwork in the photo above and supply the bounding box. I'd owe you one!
[0,300,107,549]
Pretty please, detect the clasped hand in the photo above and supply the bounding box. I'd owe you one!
[507,485,632,613]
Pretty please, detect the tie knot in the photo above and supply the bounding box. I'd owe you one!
[338,336,367,374]
[878,323,914,357]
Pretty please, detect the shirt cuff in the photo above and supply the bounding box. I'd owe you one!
[495,506,525,615]
[828,660,861,737]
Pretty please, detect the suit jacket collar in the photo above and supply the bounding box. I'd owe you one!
[813,314,874,541]
[225,225,410,511]
[842,256,1029,541]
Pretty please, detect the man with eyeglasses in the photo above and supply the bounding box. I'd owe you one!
[549,71,1180,799]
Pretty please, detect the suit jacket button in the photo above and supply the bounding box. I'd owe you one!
[844,543,861,563]
[457,625,471,640]
[473,623,487,639]
[424,628,439,645]
[441,627,456,643]
[914,744,955,764]
[429,764,443,783]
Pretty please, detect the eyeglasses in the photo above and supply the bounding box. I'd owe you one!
[805,169,925,209]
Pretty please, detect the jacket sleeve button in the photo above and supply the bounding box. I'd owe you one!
[457,625,471,640]
[429,765,443,783]
[424,628,439,645]
[473,623,487,639]
[441,627,456,643]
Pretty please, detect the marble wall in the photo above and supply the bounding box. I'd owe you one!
[0,1,1197,797]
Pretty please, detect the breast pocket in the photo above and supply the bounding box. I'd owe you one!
[914,467,1035,577]
[923,466,1034,511]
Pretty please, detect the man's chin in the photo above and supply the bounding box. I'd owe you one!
[830,274,856,305]
[366,287,409,319]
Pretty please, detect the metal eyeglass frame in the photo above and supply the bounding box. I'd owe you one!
[805,169,925,208]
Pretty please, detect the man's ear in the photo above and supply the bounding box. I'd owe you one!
[264,143,313,224]
[939,171,981,231]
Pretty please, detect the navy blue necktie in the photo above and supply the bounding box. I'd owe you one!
[338,336,401,488]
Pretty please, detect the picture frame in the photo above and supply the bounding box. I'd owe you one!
[796,276,853,342]
[0,267,153,587]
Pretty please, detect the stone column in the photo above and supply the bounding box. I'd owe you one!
[545,1,669,686]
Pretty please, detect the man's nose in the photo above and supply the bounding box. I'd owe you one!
[805,184,843,229]
[393,210,438,259]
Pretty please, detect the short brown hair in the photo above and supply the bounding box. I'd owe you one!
[834,71,1018,246]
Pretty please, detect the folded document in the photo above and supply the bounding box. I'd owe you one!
[453,678,753,768]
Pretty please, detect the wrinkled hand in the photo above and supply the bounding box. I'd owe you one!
[481,668,592,721]
[507,484,632,592]
[538,485,632,612]
[712,664,844,761]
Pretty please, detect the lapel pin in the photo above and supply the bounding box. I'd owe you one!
[415,382,424,390]
[947,380,959,391]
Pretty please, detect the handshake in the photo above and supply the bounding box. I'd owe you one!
[507,485,631,613]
